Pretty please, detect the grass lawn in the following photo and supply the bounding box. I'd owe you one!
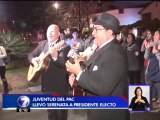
[1,56,40,92]
[0,57,41,108]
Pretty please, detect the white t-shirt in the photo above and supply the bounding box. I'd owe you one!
[0,46,7,66]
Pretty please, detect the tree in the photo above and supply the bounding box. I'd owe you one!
[129,19,160,32]
[0,31,30,56]
[29,1,67,31]
[20,1,112,35]
[63,1,112,37]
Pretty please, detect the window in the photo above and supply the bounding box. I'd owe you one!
[142,13,151,20]
[119,9,124,14]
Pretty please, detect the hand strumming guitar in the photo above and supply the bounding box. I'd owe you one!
[31,57,41,68]
[65,59,81,76]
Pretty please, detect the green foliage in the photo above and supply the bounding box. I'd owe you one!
[0,31,30,56]
[129,19,160,31]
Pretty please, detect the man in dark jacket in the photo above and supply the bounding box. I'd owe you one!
[65,13,129,120]
[28,24,70,120]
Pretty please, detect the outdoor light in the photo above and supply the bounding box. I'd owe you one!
[54,2,59,10]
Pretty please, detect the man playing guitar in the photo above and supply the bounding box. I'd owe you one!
[67,40,97,96]
[28,24,70,120]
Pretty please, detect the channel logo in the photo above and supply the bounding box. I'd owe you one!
[17,96,30,107]
[17,96,30,112]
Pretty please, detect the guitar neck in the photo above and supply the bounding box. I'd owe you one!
[42,51,50,60]
[41,40,65,61]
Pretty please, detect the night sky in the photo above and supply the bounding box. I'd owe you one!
[0,1,151,30]
[1,1,151,19]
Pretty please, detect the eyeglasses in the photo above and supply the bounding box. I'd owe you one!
[93,27,105,32]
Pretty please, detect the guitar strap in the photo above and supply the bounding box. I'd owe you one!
[42,38,61,52]
[47,39,61,51]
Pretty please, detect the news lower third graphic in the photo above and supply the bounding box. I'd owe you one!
[2,94,128,110]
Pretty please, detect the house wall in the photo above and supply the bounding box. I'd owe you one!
[105,8,142,26]
[140,2,160,20]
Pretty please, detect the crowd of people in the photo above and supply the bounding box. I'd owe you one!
[27,12,130,120]
[57,16,160,110]
[117,28,160,107]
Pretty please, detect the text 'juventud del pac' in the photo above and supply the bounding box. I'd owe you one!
[32,97,75,102]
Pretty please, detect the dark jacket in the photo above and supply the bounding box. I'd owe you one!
[127,43,140,71]
[129,96,150,111]
[144,47,160,81]
[78,39,129,120]
[28,40,70,95]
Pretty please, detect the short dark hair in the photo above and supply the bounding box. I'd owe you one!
[65,33,71,39]
[128,33,136,43]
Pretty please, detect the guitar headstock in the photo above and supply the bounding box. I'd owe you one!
[54,40,65,49]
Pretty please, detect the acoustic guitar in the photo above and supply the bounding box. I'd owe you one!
[27,40,65,82]
[68,43,97,96]
[72,86,85,96]
[68,56,87,96]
